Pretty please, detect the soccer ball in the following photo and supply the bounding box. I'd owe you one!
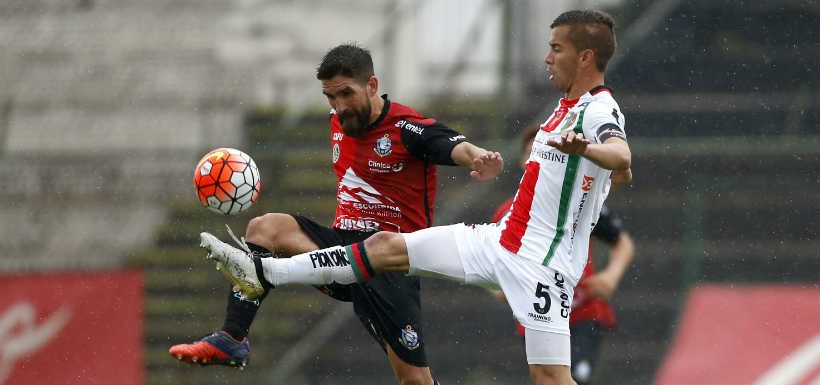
[193,147,261,215]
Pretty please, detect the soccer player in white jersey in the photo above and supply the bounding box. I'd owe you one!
[200,9,631,385]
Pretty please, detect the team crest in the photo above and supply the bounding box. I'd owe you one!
[374,134,392,157]
[399,324,420,350]
[559,111,578,132]
[332,143,340,163]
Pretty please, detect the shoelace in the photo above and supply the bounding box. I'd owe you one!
[224,224,252,256]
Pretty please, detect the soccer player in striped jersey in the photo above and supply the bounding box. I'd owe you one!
[491,126,634,384]
[200,9,631,385]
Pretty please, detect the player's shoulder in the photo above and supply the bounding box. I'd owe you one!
[389,101,437,126]
[584,88,621,112]
[581,89,623,126]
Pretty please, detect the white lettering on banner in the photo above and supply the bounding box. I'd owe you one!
[0,303,72,384]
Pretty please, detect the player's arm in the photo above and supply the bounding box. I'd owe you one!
[400,119,503,181]
[548,134,631,171]
[548,103,631,170]
[610,168,633,192]
[586,231,635,300]
[586,209,635,300]
[450,142,504,182]
[583,137,631,171]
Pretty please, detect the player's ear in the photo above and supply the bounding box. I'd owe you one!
[367,75,379,96]
[579,49,595,69]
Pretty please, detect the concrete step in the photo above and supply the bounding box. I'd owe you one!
[8,58,244,108]
[0,154,193,199]
[5,106,242,155]
[0,201,165,270]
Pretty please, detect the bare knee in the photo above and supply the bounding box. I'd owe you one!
[529,364,575,385]
[363,231,409,272]
[245,213,293,251]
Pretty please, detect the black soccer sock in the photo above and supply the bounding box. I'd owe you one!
[222,242,273,340]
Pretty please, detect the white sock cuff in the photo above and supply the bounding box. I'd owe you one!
[261,258,289,287]
[262,248,358,286]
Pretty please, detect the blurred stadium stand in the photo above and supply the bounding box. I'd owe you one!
[0,0,817,384]
[0,0,249,271]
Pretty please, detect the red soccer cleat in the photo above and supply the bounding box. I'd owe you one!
[169,331,250,368]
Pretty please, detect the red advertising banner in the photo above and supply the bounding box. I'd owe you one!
[0,270,143,385]
[655,284,820,385]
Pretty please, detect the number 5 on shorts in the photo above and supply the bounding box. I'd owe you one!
[533,282,551,314]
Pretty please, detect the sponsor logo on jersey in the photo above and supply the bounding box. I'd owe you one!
[533,149,568,164]
[368,159,404,173]
[374,134,392,157]
[337,217,382,232]
[396,120,425,135]
[570,191,590,242]
[581,175,595,191]
[335,168,404,231]
[449,134,466,142]
[332,143,340,163]
[399,324,420,350]
[332,132,344,141]
[309,248,350,268]
[570,176,596,241]
[351,201,401,215]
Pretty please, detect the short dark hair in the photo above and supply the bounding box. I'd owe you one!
[316,44,374,83]
[550,10,616,72]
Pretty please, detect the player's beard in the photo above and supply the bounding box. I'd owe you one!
[339,100,372,138]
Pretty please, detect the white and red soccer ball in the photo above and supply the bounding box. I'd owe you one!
[193,148,261,215]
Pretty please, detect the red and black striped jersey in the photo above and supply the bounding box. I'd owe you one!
[330,95,466,233]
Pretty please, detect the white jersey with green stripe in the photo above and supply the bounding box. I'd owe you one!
[498,88,625,285]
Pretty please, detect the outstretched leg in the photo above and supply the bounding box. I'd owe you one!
[169,213,319,367]
[202,226,470,297]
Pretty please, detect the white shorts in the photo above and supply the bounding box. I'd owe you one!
[402,223,573,365]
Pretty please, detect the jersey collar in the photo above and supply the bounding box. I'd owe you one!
[367,94,391,129]
[562,85,613,107]
[559,97,580,108]
[588,85,613,95]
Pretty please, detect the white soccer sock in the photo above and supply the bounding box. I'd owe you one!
[260,246,358,286]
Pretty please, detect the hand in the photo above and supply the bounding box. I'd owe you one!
[547,131,590,155]
[470,151,504,182]
[583,271,618,300]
